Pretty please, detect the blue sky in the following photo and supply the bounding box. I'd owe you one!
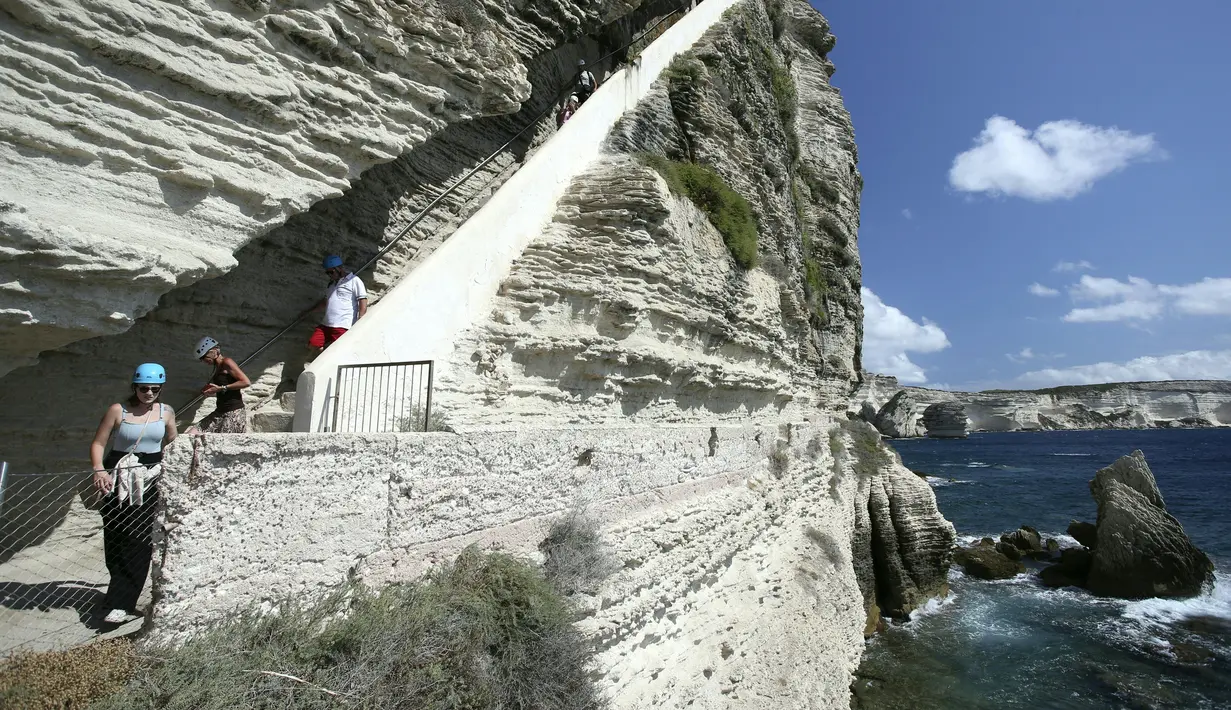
[813,0,1231,390]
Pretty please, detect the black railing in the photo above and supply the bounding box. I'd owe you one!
[176,2,697,422]
[330,361,435,433]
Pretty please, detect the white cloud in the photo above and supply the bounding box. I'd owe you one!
[901,208,913,219]
[1028,282,1060,297]
[1015,350,1231,388]
[949,116,1163,201]
[1061,275,1231,323]
[1159,278,1231,316]
[861,288,950,384]
[1006,347,1036,363]
[1053,260,1095,273]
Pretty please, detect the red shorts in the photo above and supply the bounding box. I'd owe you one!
[309,325,347,349]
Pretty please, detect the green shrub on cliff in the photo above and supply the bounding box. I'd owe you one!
[638,154,759,269]
[92,548,606,710]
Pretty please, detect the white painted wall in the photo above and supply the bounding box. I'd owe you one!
[294,0,742,431]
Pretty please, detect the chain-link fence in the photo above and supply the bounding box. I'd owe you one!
[1,461,154,657]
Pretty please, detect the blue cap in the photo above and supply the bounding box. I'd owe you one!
[133,363,166,384]
[322,254,344,270]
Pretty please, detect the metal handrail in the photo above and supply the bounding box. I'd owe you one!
[177,2,694,420]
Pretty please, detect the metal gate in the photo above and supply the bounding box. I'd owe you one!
[331,361,434,433]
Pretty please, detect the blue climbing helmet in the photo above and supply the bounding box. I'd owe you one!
[132,363,166,384]
[322,254,344,270]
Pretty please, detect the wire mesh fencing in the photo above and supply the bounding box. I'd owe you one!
[0,462,156,657]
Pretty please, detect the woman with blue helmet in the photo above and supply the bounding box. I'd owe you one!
[88,362,178,625]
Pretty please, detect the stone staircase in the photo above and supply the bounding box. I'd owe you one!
[251,392,296,433]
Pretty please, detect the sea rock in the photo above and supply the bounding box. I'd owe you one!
[1068,520,1098,549]
[1045,538,1060,553]
[1000,526,1043,553]
[849,423,956,628]
[1086,451,1214,599]
[953,545,1024,580]
[1038,547,1092,588]
[922,402,968,438]
[994,541,1023,561]
[872,390,924,438]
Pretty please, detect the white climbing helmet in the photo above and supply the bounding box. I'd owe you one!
[194,336,219,360]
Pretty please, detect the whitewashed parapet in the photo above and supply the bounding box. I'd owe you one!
[294,0,743,432]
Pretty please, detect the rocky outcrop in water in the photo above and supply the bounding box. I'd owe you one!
[952,539,1023,580]
[1085,451,1214,599]
[922,402,967,438]
[854,376,1231,437]
[872,390,923,438]
[847,421,955,632]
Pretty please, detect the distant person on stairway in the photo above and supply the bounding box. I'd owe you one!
[576,59,598,105]
[88,363,178,626]
[189,336,251,433]
[557,94,579,128]
[308,254,368,357]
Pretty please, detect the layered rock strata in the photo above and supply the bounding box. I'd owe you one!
[438,0,862,425]
[1085,451,1214,599]
[921,401,967,438]
[844,421,955,631]
[855,376,1231,437]
[0,0,689,480]
[151,421,954,708]
[872,390,923,439]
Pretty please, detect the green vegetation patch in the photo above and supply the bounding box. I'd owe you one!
[839,417,894,481]
[91,548,606,710]
[639,154,759,269]
[540,510,618,596]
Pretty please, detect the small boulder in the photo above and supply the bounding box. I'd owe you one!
[954,545,1024,580]
[1045,538,1060,554]
[1038,547,1093,588]
[1039,565,1082,588]
[1067,520,1097,549]
[994,541,1022,561]
[1086,451,1214,599]
[1000,526,1043,553]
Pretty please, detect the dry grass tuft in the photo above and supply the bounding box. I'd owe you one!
[0,639,135,709]
[92,547,606,710]
[540,511,618,597]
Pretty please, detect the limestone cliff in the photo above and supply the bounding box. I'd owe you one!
[855,375,1231,436]
[438,0,862,424]
[0,0,691,476]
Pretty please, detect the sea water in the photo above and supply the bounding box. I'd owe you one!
[854,429,1231,710]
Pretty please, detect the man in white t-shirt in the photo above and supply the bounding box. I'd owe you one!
[308,254,368,355]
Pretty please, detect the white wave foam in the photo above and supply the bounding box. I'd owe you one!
[1050,453,1093,457]
[1121,572,1231,629]
[925,476,972,488]
[966,461,991,468]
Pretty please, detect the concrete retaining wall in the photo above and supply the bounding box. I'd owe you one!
[294,0,742,432]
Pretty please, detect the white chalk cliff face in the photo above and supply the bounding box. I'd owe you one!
[0,0,681,475]
[439,0,863,425]
[854,376,1231,436]
[0,0,653,377]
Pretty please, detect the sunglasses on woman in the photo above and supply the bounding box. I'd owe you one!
[137,385,162,394]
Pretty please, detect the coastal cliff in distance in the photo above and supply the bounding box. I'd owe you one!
[852,374,1231,437]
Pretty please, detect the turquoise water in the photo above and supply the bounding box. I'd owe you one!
[854,429,1231,710]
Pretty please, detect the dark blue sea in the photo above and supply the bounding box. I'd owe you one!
[855,429,1231,710]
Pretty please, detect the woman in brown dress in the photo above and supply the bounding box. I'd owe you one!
[190,336,250,433]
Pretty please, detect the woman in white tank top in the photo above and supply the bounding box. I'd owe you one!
[88,363,178,625]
